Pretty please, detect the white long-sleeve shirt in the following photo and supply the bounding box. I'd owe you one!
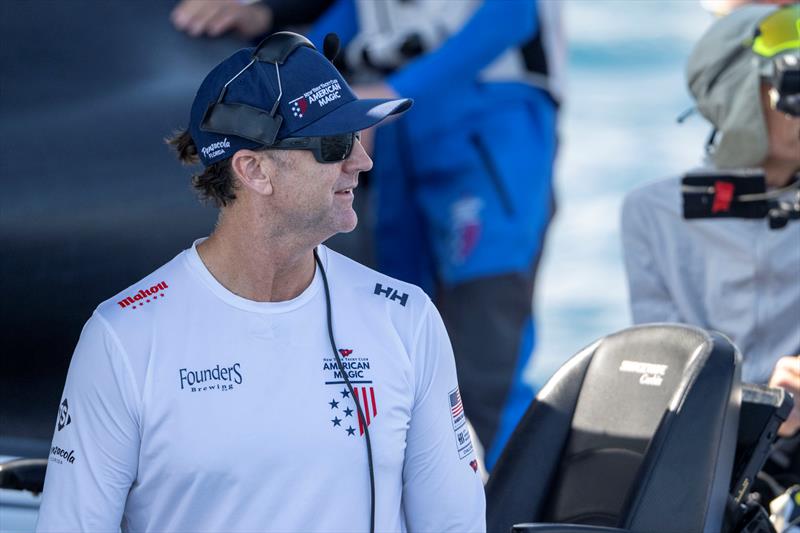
[621,176,800,384]
[36,242,485,532]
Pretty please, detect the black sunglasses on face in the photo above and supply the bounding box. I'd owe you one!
[267,132,360,163]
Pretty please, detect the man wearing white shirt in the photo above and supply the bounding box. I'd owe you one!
[36,31,485,532]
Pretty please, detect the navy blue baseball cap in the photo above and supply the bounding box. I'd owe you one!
[189,35,412,166]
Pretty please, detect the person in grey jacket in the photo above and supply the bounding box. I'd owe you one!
[621,5,799,437]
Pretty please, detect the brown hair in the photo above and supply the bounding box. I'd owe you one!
[166,129,238,207]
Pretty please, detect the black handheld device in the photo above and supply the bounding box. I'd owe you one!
[731,383,794,504]
[681,171,800,229]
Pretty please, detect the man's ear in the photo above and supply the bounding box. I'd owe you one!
[231,150,274,196]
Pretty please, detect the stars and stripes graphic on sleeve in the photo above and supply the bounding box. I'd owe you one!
[353,386,377,436]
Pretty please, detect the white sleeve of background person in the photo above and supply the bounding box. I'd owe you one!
[620,188,682,325]
[36,312,140,532]
[401,299,486,532]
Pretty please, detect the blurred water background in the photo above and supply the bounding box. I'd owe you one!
[528,0,716,388]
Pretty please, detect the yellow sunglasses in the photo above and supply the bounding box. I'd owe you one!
[751,4,800,57]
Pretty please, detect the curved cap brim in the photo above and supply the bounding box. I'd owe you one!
[288,98,413,137]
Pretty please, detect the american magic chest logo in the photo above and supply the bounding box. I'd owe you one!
[322,348,377,437]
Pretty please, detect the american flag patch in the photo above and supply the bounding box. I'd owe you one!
[450,388,464,420]
[448,386,473,459]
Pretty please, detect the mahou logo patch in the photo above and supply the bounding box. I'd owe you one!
[117,281,169,310]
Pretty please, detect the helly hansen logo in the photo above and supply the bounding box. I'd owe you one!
[118,281,168,310]
[374,283,408,306]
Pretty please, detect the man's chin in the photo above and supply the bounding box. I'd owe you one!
[339,216,358,234]
[328,213,358,237]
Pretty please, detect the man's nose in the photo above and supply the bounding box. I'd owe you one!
[344,138,373,173]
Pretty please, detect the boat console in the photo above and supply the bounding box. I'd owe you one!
[486,323,793,533]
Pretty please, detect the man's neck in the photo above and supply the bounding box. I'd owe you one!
[762,158,800,188]
[196,210,318,303]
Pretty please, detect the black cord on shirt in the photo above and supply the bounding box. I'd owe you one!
[314,248,376,533]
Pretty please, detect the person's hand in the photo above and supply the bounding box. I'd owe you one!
[353,83,401,157]
[171,0,273,39]
[768,355,800,437]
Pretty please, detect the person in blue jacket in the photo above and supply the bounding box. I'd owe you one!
[306,0,564,469]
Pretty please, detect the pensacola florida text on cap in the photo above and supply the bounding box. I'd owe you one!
[188,32,412,167]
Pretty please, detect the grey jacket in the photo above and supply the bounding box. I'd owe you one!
[621,175,800,384]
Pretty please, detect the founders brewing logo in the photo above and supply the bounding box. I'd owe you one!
[322,348,377,437]
[179,362,243,393]
[57,398,72,431]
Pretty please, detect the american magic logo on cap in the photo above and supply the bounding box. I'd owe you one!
[289,78,342,118]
